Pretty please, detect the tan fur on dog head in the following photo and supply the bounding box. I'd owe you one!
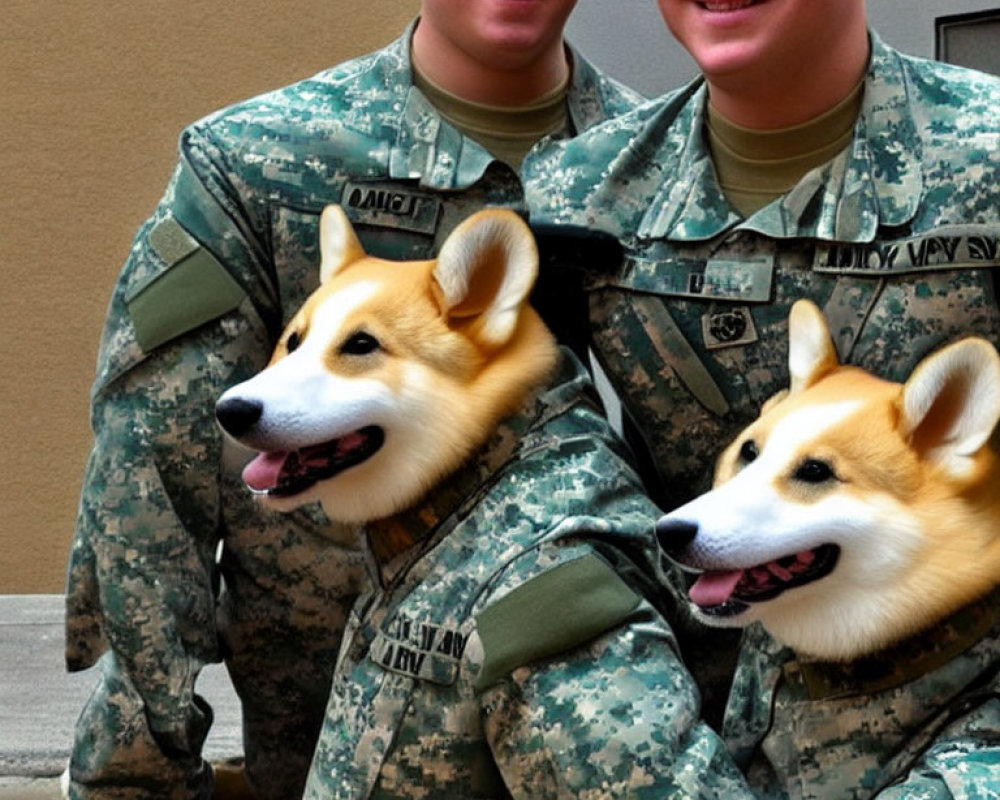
[657,299,1000,660]
[216,206,557,523]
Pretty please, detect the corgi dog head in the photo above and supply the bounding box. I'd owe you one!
[215,205,557,523]
[656,299,1000,661]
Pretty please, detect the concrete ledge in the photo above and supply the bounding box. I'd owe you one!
[0,595,242,787]
[0,776,64,799]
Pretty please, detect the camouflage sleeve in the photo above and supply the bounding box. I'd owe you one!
[64,125,277,797]
[479,602,756,799]
[875,696,1000,800]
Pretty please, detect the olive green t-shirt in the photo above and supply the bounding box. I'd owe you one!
[707,80,865,217]
[413,64,570,171]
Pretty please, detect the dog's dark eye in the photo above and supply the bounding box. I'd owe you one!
[286,331,302,353]
[793,459,836,484]
[341,331,380,356]
[739,439,759,464]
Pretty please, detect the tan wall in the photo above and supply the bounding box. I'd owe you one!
[0,1,419,593]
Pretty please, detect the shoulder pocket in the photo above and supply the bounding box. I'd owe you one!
[126,216,246,351]
[474,554,641,689]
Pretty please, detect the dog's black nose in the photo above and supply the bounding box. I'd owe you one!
[216,397,263,437]
[654,517,699,557]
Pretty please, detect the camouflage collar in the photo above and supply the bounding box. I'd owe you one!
[783,583,1000,702]
[638,32,921,244]
[563,42,626,136]
[368,350,597,572]
[387,19,614,189]
[834,30,923,232]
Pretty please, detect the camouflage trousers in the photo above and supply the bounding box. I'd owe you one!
[66,494,368,800]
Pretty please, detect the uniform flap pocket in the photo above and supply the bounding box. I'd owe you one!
[126,216,246,351]
[474,554,641,690]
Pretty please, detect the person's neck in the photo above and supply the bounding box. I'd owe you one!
[411,23,569,106]
[707,36,870,130]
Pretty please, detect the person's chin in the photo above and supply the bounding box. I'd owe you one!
[691,41,769,81]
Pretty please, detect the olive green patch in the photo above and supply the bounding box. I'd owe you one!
[148,214,200,265]
[127,217,246,351]
[474,554,641,689]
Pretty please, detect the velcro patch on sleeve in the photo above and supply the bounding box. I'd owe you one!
[126,216,247,352]
[474,554,641,689]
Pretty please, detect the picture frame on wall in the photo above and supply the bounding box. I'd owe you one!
[936,8,1000,75]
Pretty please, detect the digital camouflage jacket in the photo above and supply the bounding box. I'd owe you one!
[65,21,643,800]
[725,590,1000,800]
[303,353,754,799]
[524,31,1000,796]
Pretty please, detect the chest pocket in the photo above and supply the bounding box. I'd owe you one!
[588,238,788,412]
[585,238,834,496]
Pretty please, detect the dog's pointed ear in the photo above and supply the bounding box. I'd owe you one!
[319,205,367,283]
[901,337,1000,466]
[431,209,538,350]
[787,299,840,396]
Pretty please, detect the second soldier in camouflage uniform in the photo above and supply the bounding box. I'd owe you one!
[63,5,663,798]
[523,0,1000,796]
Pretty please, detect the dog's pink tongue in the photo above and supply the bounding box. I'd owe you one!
[690,570,744,606]
[242,451,289,491]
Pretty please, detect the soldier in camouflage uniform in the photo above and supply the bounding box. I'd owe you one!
[522,0,1000,795]
[63,5,667,798]
[298,352,754,799]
